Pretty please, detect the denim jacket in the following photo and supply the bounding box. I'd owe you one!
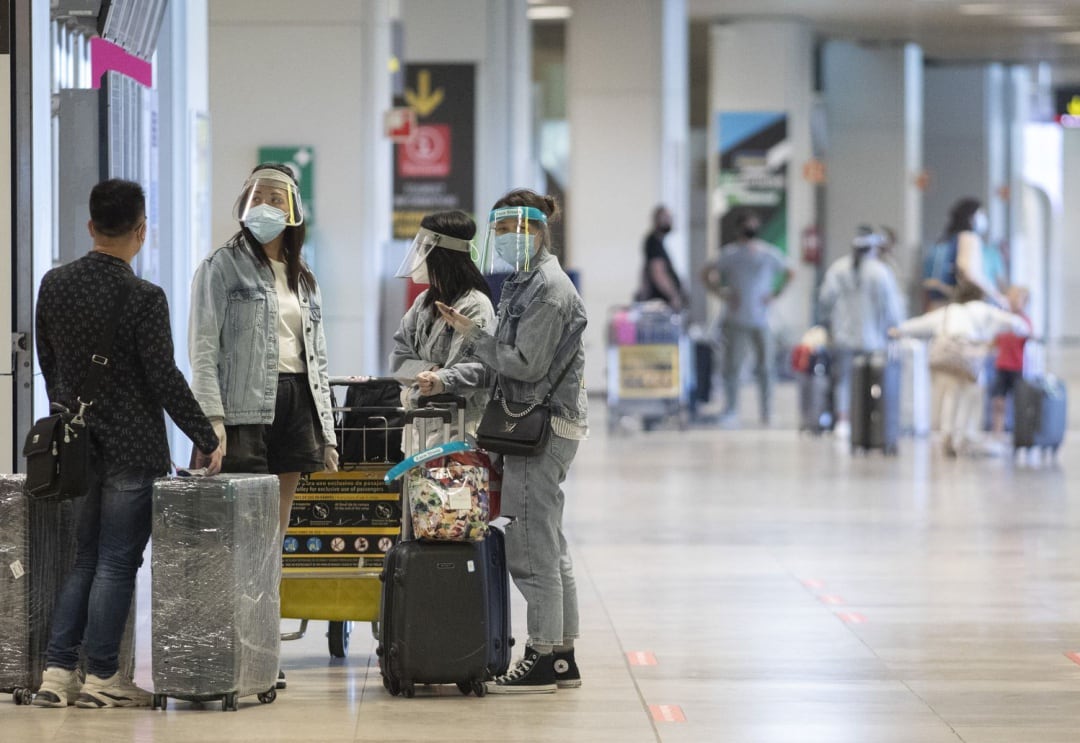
[390,288,495,435]
[463,252,588,430]
[189,235,336,445]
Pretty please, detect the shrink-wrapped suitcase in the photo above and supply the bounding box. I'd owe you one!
[0,476,74,704]
[151,474,280,711]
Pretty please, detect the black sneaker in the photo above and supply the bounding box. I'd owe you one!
[486,646,556,694]
[553,649,581,688]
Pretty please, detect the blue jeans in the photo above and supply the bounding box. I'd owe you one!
[45,467,156,678]
[501,434,580,649]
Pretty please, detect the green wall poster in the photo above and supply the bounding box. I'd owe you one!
[715,112,788,252]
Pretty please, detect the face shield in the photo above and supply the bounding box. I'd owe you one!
[394,227,475,283]
[232,168,304,227]
[852,231,886,254]
[478,206,549,274]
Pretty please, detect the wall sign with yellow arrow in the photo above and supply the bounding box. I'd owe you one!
[393,64,477,240]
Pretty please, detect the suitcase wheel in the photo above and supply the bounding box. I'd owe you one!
[14,688,32,705]
[328,620,352,658]
[257,689,276,705]
[402,682,416,699]
[456,681,472,696]
[221,692,238,712]
[151,693,165,711]
[472,680,487,698]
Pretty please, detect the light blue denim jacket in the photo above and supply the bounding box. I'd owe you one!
[390,288,495,436]
[188,235,336,445]
[462,252,588,431]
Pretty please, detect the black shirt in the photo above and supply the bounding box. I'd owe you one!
[35,251,219,475]
[640,231,684,305]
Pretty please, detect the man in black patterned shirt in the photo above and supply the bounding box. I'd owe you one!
[33,179,222,709]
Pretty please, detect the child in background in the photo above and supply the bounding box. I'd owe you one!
[990,286,1033,438]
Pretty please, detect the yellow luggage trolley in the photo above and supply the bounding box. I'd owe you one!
[280,377,404,658]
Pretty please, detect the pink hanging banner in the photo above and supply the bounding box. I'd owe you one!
[90,37,152,89]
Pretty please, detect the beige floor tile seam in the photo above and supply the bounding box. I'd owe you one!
[573,546,663,743]
[791,569,970,742]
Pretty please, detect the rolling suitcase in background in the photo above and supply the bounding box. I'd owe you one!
[850,351,901,455]
[151,474,281,711]
[0,476,74,705]
[377,406,512,698]
[1013,375,1067,458]
[798,350,833,434]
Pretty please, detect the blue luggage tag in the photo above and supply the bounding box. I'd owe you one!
[384,440,473,484]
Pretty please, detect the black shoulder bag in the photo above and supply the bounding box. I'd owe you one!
[23,281,133,501]
[475,329,583,457]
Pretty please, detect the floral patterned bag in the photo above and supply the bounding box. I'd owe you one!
[407,451,492,541]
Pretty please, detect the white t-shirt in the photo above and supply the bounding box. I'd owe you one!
[271,259,305,373]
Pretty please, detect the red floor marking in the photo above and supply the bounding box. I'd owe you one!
[802,579,824,589]
[627,651,658,666]
[650,704,686,723]
[819,594,844,605]
[836,611,866,624]
[1065,652,1080,666]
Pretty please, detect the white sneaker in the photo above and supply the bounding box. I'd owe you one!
[833,420,851,439]
[75,672,152,708]
[33,666,82,707]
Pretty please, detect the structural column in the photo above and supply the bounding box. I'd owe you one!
[567,0,688,392]
[822,41,924,306]
[708,20,815,340]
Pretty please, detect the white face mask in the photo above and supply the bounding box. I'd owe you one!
[244,203,287,244]
[410,257,430,285]
[972,211,989,236]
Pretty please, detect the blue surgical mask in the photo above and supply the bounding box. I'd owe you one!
[244,203,287,244]
[494,233,535,269]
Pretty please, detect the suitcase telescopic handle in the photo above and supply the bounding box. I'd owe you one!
[404,407,453,424]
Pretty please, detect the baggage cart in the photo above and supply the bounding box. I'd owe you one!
[280,377,406,658]
[606,303,691,431]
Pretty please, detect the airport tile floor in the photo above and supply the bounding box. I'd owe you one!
[4,353,1080,742]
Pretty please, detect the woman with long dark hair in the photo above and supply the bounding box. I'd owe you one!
[924,197,1004,309]
[189,163,338,539]
[390,210,494,436]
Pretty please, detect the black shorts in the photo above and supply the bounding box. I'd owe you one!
[990,369,1021,399]
[222,373,325,475]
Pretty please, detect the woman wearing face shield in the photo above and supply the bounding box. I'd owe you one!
[389,210,494,436]
[189,163,338,559]
[437,189,588,695]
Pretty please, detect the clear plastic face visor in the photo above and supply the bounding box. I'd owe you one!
[394,227,475,278]
[852,232,886,251]
[479,206,549,274]
[232,169,304,226]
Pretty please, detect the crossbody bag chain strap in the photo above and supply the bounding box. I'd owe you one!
[495,326,584,419]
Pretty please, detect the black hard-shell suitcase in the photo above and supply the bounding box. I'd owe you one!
[692,340,714,405]
[798,351,833,434]
[151,474,281,711]
[377,528,511,697]
[1014,376,1067,457]
[850,351,900,455]
[376,405,512,698]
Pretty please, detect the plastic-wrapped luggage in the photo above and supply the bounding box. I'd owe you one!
[0,476,75,705]
[151,474,280,711]
[377,405,512,697]
[897,338,931,437]
[1014,376,1067,457]
[851,351,901,455]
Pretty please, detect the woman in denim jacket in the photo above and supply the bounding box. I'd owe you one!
[390,210,494,439]
[189,163,338,544]
[438,189,587,694]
